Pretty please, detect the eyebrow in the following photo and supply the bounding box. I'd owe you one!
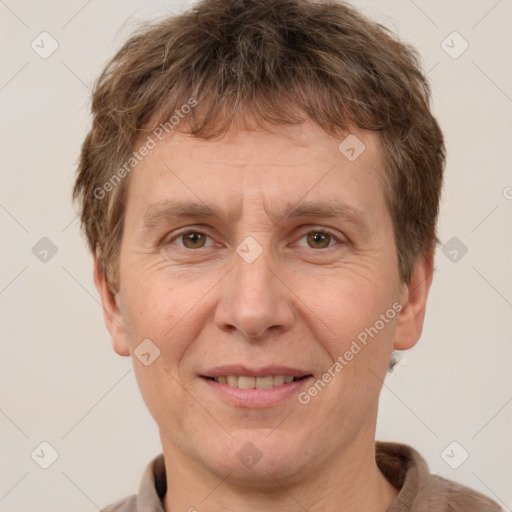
[142,199,371,234]
[143,200,241,229]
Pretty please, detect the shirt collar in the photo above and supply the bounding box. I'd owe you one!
[136,453,166,512]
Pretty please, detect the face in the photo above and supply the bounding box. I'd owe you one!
[95,120,431,485]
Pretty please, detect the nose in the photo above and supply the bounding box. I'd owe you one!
[214,244,295,341]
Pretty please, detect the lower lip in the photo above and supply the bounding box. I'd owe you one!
[200,376,313,408]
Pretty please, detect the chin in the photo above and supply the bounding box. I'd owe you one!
[203,430,315,486]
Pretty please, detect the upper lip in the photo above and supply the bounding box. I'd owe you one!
[201,365,312,378]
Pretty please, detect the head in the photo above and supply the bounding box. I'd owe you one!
[73,0,444,487]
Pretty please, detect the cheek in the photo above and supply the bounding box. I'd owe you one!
[120,265,215,400]
[301,270,395,343]
[121,256,202,338]
[301,280,397,418]
[124,274,198,430]
[300,271,398,408]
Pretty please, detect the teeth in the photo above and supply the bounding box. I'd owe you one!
[256,376,273,389]
[273,375,285,386]
[238,376,255,389]
[212,375,305,389]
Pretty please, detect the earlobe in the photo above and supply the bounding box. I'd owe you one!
[393,250,435,351]
[93,252,131,357]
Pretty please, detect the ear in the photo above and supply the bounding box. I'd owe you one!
[393,249,435,350]
[93,251,131,357]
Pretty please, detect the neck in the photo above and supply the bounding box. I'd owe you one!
[161,429,398,512]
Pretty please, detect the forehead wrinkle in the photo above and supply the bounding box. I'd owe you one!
[141,196,373,239]
[142,199,243,231]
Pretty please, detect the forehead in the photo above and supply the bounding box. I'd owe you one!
[123,121,386,223]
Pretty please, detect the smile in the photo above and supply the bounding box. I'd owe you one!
[203,375,310,389]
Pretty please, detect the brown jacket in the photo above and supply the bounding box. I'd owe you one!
[102,442,502,511]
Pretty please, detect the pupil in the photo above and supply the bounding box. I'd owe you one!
[310,232,329,248]
[186,232,203,247]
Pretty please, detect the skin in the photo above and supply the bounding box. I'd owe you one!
[94,120,433,512]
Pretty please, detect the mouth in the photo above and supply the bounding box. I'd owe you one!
[200,374,312,389]
[198,366,313,407]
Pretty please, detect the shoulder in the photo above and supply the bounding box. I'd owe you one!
[101,494,137,512]
[418,474,503,512]
[99,454,166,512]
[376,441,503,512]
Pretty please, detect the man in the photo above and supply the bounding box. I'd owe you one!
[72,0,502,510]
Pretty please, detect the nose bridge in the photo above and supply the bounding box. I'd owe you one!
[215,236,294,339]
[234,236,274,302]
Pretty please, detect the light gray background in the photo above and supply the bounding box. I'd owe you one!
[1,0,511,511]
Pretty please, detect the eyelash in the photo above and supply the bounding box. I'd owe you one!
[163,227,344,252]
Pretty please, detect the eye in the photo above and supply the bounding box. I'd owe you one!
[295,229,342,250]
[163,228,344,252]
[166,230,214,250]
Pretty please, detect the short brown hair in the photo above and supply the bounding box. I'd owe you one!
[73,0,445,293]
